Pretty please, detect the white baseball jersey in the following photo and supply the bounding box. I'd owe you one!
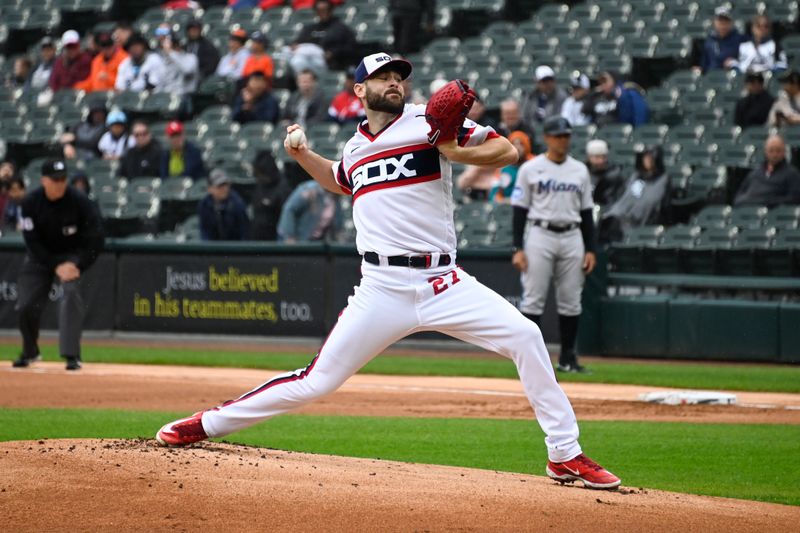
[331,103,499,256]
[512,155,593,224]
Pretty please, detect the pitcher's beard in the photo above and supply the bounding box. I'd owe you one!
[366,88,404,114]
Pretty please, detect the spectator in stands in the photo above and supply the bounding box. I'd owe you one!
[154,25,199,96]
[61,103,107,161]
[456,165,495,201]
[497,98,534,140]
[112,22,133,50]
[734,70,775,128]
[583,71,649,128]
[585,139,625,207]
[215,28,251,80]
[768,70,800,127]
[160,121,206,181]
[390,0,436,56]
[292,0,343,8]
[277,179,339,242]
[489,130,534,204]
[199,169,250,241]
[282,69,328,128]
[30,37,57,91]
[693,6,744,73]
[115,33,165,92]
[49,30,92,92]
[467,97,498,131]
[242,31,275,82]
[97,110,134,161]
[295,0,357,70]
[232,72,280,124]
[69,172,90,196]
[734,135,800,206]
[600,145,668,243]
[4,57,32,91]
[328,67,365,124]
[3,176,25,232]
[119,121,162,178]
[75,32,128,93]
[521,65,567,132]
[284,41,328,79]
[0,162,18,232]
[251,149,292,240]
[185,19,220,80]
[733,14,787,74]
[560,71,592,127]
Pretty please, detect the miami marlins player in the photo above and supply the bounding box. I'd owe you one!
[511,116,597,373]
[156,53,620,489]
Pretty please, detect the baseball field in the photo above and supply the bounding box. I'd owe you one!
[2,337,799,531]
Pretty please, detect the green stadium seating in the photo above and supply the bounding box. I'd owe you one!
[692,204,732,229]
[681,226,738,275]
[608,225,664,272]
[643,224,702,273]
[764,206,800,230]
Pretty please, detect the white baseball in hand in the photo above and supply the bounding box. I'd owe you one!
[288,129,306,149]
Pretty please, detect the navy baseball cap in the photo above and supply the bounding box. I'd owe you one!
[42,159,68,180]
[354,52,412,83]
[542,116,573,136]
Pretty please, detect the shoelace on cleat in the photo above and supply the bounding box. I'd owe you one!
[574,455,604,472]
[173,417,205,438]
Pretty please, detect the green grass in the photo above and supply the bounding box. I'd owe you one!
[4,344,799,393]
[1,408,798,506]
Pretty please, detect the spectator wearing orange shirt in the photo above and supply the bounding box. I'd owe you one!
[75,32,128,93]
[241,31,274,82]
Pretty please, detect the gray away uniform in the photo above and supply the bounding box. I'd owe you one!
[512,154,594,368]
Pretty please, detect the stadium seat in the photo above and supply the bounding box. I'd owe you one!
[764,205,800,230]
[757,228,800,277]
[643,224,702,274]
[607,225,664,273]
[680,226,737,275]
[718,227,776,276]
[691,204,732,229]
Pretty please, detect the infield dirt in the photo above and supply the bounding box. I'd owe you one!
[2,362,800,531]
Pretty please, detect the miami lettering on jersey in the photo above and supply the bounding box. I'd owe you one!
[536,179,583,195]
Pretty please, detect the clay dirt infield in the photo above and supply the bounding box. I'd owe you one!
[2,363,800,531]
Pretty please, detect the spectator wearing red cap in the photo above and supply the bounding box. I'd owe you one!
[160,121,206,181]
[216,28,251,80]
[75,32,128,92]
[49,30,92,91]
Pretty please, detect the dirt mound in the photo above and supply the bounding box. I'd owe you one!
[1,439,795,532]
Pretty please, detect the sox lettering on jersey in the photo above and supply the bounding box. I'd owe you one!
[346,143,441,199]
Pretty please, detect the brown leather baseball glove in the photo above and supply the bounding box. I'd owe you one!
[424,79,477,146]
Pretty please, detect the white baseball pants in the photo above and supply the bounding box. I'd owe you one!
[201,260,582,462]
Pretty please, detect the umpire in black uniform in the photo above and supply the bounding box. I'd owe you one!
[12,159,104,370]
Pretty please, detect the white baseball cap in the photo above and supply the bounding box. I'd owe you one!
[570,71,591,90]
[354,52,412,83]
[61,30,80,46]
[535,65,555,81]
[586,139,609,156]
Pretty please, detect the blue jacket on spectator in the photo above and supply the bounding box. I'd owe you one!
[198,189,250,241]
[616,83,650,127]
[160,141,206,181]
[701,28,745,72]
[232,91,280,124]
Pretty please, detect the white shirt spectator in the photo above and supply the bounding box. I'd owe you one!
[215,48,250,79]
[734,38,788,73]
[115,53,165,92]
[97,131,135,159]
[561,97,591,127]
[158,49,199,94]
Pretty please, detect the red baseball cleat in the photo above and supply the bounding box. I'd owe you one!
[155,411,208,447]
[546,454,621,490]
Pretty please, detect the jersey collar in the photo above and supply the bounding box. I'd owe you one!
[357,107,404,142]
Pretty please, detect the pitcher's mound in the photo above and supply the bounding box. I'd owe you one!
[0,439,794,532]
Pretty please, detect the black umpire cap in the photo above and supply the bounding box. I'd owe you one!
[41,159,68,180]
[542,116,573,136]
